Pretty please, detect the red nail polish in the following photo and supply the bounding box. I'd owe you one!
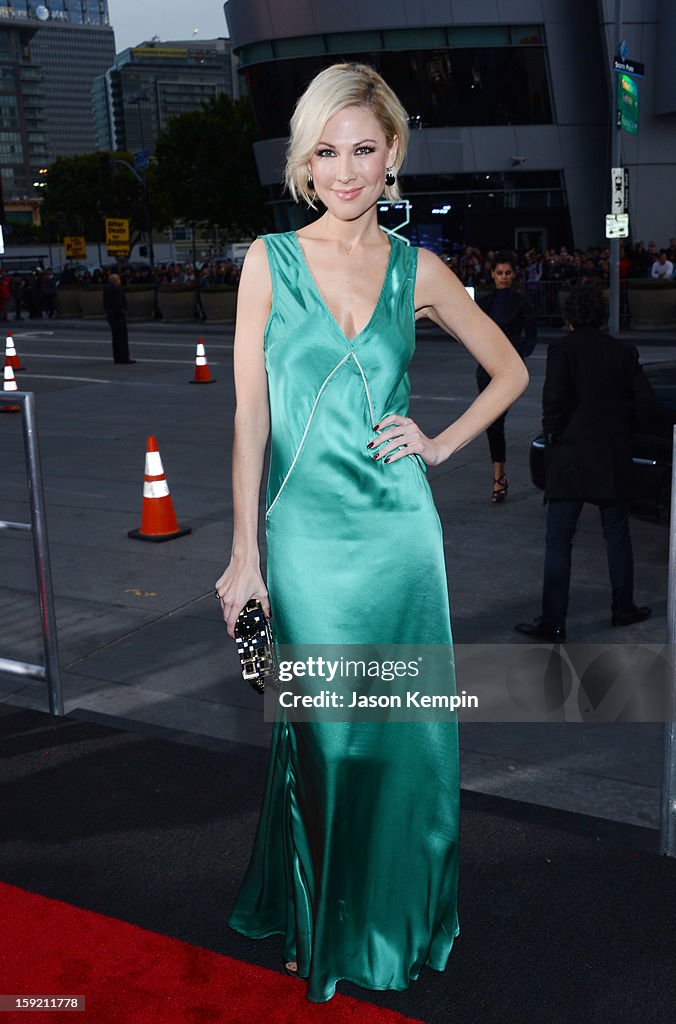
[372,453,379,460]
[373,423,380,431]
[367,441,374,449]
[384,457,391,464]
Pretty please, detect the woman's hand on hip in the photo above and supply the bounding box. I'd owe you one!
[368,414,445,467]
[214,559,271,638]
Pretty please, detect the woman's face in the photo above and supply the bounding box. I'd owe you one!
[309,105,398,220]
[492,263,515,289]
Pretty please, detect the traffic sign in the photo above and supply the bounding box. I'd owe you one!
[618,73,639,134]
[64,235,87,260]
[613,57,645,77]
[606,213,629,239]
[105,217,130,246]
[610,167,629,214]
[133,149,150,172]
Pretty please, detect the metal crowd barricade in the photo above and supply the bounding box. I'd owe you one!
[0,390,63,716]
[661,425,676,857]
[531,280,564,325]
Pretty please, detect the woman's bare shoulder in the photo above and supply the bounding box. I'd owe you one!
[236,239,273,325]
[416,244,448,277]
[242,236,269,266]
[415,245,464,306]
[240,238,272,286]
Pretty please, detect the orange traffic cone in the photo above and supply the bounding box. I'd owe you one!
[189,338,215,383]
[1,360,21,413]
[5,331,23,371]
[128,436,191,543]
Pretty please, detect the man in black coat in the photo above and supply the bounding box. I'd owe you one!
[476,252,537,502]
[516,286,656,642]
[102,273,135,364]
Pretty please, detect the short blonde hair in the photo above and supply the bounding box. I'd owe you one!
[285,63,409,209]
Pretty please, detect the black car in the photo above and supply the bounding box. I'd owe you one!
[529,360,676,513]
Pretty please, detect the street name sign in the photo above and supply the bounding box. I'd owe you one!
[613,57,645,77]
[618,73,639,134]
[133,149,150,172]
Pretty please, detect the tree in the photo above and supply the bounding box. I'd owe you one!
[41,151,168,250]
[152,94,268,238]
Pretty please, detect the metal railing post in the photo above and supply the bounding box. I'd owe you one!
[660,425,676,856]
[0,390,64,716]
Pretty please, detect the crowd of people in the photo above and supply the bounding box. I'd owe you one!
[444,237,676,288]
[72,258,242,290]
[0,258,243,319]
[1,237,673,321]
[0,267,60,320]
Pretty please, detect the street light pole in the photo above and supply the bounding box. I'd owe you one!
[608,0,623,336]
[127,94,155,273]
[111,156,154,273]
[143,175,155,273]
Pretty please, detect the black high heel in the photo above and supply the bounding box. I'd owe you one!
[491,474,509,503]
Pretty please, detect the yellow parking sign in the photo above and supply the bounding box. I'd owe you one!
[64,235,87,260]
[105,218,130,245]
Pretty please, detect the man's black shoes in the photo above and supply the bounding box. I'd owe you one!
[514,617,566,642]
[516,607,652,636]
[611,605,652,627]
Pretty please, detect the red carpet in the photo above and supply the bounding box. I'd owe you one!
[0,882,425,1023]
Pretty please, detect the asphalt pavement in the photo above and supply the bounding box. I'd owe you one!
[1,315,675,836]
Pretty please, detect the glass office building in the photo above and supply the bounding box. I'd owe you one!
[93,39,233,155]
[0,15,47,201]
[0,1,109,23]
[0,2,114,170]
[224,0,676,251]
[30,20,115,158]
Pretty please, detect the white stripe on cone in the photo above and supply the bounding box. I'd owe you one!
[145,450,164,476]
[143,479,170,499]
[5,337,17,357]
[4,366,18,392]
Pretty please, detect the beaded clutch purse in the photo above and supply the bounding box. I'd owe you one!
[233,599,278,694]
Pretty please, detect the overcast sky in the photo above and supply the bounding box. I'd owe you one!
[108,0,228,53]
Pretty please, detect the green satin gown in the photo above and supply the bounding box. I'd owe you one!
[227,231,460,1003]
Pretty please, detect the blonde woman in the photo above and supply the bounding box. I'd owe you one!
[215,63,527,1003]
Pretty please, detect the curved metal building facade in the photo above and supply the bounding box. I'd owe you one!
[225,0,676,252]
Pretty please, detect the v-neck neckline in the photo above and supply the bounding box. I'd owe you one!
[291,230,395,345]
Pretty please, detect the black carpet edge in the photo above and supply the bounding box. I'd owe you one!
[67,706,266,761]
[5,700,661,855]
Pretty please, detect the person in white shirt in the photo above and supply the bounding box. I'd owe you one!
[651,250,674,279]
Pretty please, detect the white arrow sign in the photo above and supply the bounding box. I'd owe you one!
[611,167,628,214]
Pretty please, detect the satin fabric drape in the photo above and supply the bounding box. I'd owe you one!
[227,231,460,1003]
